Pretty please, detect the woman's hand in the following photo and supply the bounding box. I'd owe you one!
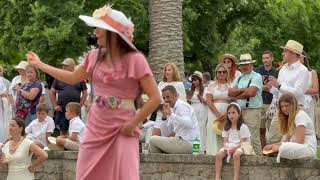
[120,121,138,137]
[26,51,42,68]
[28,164,36,173]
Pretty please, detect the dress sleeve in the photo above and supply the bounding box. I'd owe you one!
[240,124,251,138]
[127,52,153,80]
[80,50,99,75]
[295,111,308,127]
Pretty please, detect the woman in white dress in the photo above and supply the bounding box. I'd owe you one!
[299,53,319,133]
[0,117,48,180]
[220,53,242,85]
[187,71,208,153]
[0,78,10,143]
[152,63,186,137]
[206,64,231,155]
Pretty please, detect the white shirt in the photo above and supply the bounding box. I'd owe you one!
[287,110,317,152]
[165,99,199,142]
[154,111,174,137]
[222,124,251,145]
[270,61,309,106]
[158,81,187,102]
[69,116,85,144]
[25,116,55,146]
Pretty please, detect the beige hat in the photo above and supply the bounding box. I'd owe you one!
[220,53,238,63]
[238,54,256,65]
[15,61,29,70]
[61,58,76,66]
[191,71,203,80]
[280,40,304,56]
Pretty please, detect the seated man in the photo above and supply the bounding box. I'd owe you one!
[149,85,199,154]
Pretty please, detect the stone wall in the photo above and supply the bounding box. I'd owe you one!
[0,151,319,180]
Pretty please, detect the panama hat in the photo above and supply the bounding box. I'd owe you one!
[220,53,238,64]
[191,71,203,80]
[15,61,29,70]
[237,54,256,65]
[280,40,304,56]
[61,58,76,66]
[212,114,227,136]
[79,4,137,50]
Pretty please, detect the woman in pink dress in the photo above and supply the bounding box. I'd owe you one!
[26,5,161,180]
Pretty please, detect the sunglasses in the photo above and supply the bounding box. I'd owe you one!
[217,71,227,74]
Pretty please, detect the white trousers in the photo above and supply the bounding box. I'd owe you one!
[276,142,316,163]
[149,136,192,154]
[191,102,208,152]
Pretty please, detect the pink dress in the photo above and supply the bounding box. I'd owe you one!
[76,49,153,180]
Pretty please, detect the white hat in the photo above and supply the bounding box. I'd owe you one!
[61,58,76,66]
[238,54,256,65]
[280,40,304,56]
[15,61,29,70]
[79,5,136,50]
[191,71,203,80]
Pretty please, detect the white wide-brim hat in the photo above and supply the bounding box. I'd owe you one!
[237,53,256,65]
[280,40,304,56]
[191,70,203,80]
[79,5,137,50]
[15,61,29,70]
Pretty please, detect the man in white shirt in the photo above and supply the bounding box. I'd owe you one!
[267,40,309,144]
[149,85,199,154]
[26,104,55,148]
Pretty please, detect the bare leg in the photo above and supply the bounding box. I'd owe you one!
[233,151,241,180]
[215,149,226,180]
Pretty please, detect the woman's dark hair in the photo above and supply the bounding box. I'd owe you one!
[224,104,243,131]
[187,75,204,103]
[12,117,26,136]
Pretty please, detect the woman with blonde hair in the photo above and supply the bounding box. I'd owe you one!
[206,63,231,155]
[263,92,317,162]
[220,53,242,85]
[152,63,186,137]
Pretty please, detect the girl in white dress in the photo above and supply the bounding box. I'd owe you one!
[263,93,317,162]
[0,78,10,143]
[0,117,48,180]
[206,64,231,155]
[220,53,242,85]
[187,71,208,153]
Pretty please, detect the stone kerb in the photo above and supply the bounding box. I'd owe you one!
[1,151,320,180]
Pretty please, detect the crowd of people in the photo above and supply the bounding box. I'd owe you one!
[0,4,319,180]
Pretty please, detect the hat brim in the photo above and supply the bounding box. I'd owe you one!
[191,74,203,80]
[237,60,256,65]
[14,65,26,70]
[79,15,137,51]
[280,46,304,56]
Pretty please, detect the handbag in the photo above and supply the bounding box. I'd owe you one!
[263,100,277,123]
[240,141,256,156]
[15,109,28,119]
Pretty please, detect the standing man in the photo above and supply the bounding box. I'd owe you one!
[267,40,309,144]
[50,58,87,135]
[228,54,263,155]
[149,85,199,154]
[255,51,278,148]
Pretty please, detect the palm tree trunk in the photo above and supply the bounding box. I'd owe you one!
[148,0,184,82]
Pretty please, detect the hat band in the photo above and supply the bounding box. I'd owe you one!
[240,59,252,61]
[100,15,134,42]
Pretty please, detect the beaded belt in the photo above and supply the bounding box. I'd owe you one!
[94,96,135,109]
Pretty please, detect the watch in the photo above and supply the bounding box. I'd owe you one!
[277,84,281,90]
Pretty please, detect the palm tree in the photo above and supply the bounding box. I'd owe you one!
[148,0,184,82]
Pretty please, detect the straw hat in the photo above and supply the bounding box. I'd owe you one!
[191,71,203,80]
[280,40,304,56]
[237,54,256,65]
[212,115,227,136]
[15,61,29,70]
[61,58,76,66]
[79,5,136,50]
[220,53,238,64]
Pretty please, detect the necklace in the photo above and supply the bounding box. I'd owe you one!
[9,137,23,154]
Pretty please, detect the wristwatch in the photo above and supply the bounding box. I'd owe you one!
[277,84,281,90]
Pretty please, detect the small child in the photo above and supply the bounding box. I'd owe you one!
[215,102,251,180]
[25,103,55,148]
[55,102,85,151]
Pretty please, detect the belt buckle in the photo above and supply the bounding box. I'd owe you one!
[107,96,120,109]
